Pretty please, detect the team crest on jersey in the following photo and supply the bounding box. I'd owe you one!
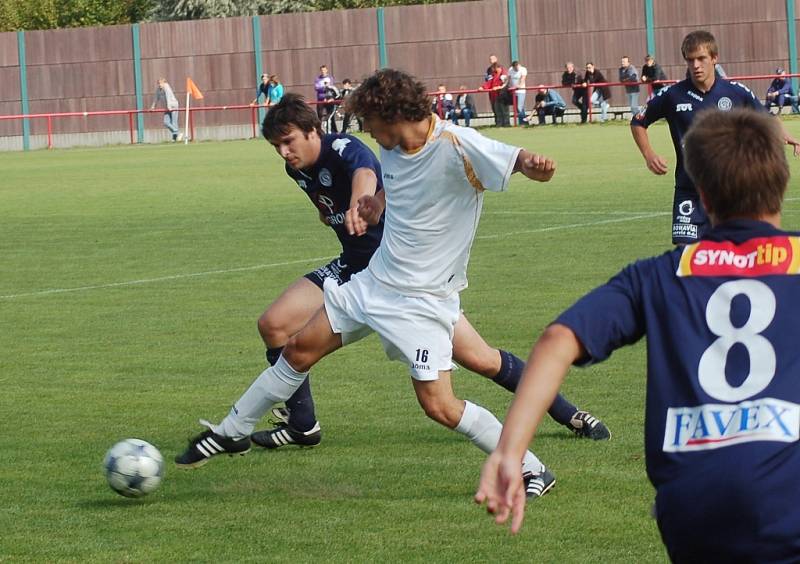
[677,236,800,277]
[663,398,800,452]
[319,168,333,187]
[717,96,733,111]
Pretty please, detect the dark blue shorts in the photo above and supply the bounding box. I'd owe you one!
[655,473,800,563]
[671,187,710,245]
[303,256,367,289]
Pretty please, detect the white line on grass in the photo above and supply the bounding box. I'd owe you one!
[476,212,668,240]
[0,210,682,300]
[0,256,332,300]
[484,210,666,216]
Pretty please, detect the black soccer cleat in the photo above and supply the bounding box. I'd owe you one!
[175,424,251,469]
[251,421,322,449]
[568,410,611,441]
[523,467,556,500]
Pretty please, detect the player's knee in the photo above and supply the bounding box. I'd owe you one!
[257,309,288,347]
[282,336,315,372]
[418,395,461,429]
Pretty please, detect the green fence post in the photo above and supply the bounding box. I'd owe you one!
[252,16,266,126]
[17,30,30,151]
[787,0,798,93]
[507,0,519,62]
[377,7,388,68]
[132,24,145,143]
[644,0,656,56]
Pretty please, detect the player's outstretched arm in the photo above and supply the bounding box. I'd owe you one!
[346,168,379,236]
[357,190,385,226]
[514,150,556,182]
[475,323,583,533]
[631,124,668,175]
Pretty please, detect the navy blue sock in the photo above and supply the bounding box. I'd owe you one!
[266,347,282,367]
[495,350,577,426]
[266,346,317,433]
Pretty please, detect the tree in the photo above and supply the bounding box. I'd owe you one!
[0,0,157,31]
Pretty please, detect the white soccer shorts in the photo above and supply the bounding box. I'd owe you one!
[322,269,460,381]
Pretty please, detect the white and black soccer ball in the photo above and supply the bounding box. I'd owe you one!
[103,439,164,498]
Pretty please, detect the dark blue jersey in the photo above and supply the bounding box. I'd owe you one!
[556,220,800,551]
[631,78,765,191]
[285,134,383,266]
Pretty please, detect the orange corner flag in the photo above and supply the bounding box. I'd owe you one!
[186,77,204,100]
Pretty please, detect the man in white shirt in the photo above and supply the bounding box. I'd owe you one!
[176,69,559,500]
[508,60,528,124]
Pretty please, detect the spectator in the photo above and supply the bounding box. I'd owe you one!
[267,75,284,106]
[583,62,611,122]
[485,54,499,81]
[531,85,566,125]
[452,85,476,127]
[508,60,528,124]
[431,84,455,120]
[766,68,800,115]
[619,55,640,115]
[251,73,271,106]
[339,79,362,133]
[314,65,339,133]
[641,54,668,95]
[150,77,182,142]
[562,61,587,123]
[481,62,511,127]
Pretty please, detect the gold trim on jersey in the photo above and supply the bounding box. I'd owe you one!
[404,114,437,156]
[439,129,485,193]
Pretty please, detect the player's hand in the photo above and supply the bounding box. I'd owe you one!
[345,204,369,236]
[474,452,527,533]
[785,133,800,157]
[521,153,556,182]
[357,195,384,226]
[644,152,668,175]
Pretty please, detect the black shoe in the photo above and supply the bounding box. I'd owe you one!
[251,421,322,449]
[175,423,251,468]
[523,467,556,499]
[568,410,611,441]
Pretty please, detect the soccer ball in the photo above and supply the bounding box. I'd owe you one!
[103,439,164,498]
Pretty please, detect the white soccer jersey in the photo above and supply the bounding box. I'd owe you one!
[368,116,520,298]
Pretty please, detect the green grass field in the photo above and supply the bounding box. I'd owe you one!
[2,120,800,562]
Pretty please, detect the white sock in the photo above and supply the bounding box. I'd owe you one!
[455,400,544,475]
[214,355,308,439]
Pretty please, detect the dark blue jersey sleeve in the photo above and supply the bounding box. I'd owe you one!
[631,84,671,128]
[556,262,649,365]
[728,80,766,111]
[332,135,383,189]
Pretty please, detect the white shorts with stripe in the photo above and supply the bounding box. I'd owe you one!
[322,269,460,381]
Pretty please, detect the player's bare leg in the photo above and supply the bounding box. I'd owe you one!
[412,371,555,499]
[257,276,324,440]
[258,277,323,347]
[452,315,610,440]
